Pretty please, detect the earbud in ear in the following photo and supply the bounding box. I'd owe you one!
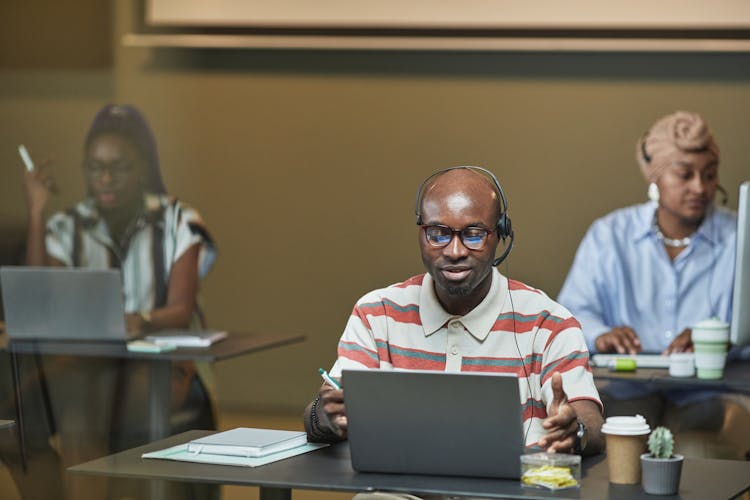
[648,182,660,203]
[717,185,729,206]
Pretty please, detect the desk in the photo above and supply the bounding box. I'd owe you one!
[593,359,750,394]
[71,430,750,500]
[2,332,304,442]
[1,331,304,500]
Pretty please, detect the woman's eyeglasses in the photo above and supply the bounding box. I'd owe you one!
[82,160,135,180]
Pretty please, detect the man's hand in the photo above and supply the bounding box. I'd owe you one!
[318,383,348,438]
[662,328,693,355]
[538,372,578,453]
[594,326,641,354]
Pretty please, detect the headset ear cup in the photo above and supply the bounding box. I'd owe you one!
[497,214,512,240]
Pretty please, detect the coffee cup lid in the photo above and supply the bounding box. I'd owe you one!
[601,415,650,436]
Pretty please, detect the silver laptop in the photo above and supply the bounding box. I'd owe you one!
[343,369,523,479]
[1,266,131,342]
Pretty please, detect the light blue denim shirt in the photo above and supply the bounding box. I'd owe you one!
[558,201,737,354]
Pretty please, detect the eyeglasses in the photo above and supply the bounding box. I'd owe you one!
[421,224,493,250]
[82,160,135,180]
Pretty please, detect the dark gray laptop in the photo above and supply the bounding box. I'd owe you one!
[343,369,523,479]
[0,266,130,342]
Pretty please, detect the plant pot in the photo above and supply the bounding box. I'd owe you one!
[640,453,684,495]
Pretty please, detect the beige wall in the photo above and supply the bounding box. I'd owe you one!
[2,1,749,414]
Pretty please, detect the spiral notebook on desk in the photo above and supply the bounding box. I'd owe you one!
[187,428,307,457]
[142,428,327,467]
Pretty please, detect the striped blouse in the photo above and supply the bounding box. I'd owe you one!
[45,193,216,314]
[329,268,601,447]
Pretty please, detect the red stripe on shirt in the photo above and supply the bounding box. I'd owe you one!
[522,403,548,422]
[358,301,421,326]
[542,318,583,350]
[338,341,379,368]
[392,274,426,289]
[508,279,542,294]
[540,354,590,386]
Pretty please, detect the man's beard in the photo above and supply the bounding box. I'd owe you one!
[445,284,472,296]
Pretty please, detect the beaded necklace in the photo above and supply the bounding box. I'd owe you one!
[653,214,693,248]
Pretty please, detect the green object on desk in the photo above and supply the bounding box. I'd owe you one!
[610,358,637,372]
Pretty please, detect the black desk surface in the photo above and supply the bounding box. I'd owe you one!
[71,430,750,499]
[592,359,750,393]
[1,331,304,362]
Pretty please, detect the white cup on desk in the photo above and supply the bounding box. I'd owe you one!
[668,352,695,377]
[692,318,730,380]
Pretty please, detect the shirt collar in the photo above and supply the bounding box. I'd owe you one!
[694,206,718,245]
[419,268,509,342]
[78,193,162,226]
[633,201,718,246]
[633,201,656,243]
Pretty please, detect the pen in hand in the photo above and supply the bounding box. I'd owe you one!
[18,145,34,172]
[318,368,341,390]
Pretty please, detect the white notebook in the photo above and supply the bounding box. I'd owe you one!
[145,330,228,347]
[187,428,308,458]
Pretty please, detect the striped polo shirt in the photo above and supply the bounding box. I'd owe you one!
[45,192,216,314]
[329,268,601,447]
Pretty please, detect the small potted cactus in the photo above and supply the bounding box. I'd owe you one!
[640,426,684,495]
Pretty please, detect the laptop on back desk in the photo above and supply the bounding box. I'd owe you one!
[0,266,131,342]
[343,369,524,479]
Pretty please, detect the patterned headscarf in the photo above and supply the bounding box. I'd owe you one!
[636,111,720,182]
[84,104,166,193]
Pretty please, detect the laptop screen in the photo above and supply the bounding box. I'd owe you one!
[1,266,130,342]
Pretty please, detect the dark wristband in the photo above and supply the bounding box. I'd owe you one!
[308,396,337,442]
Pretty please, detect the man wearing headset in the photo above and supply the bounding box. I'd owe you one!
[304,167,604,463]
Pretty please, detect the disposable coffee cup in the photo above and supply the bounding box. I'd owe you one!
[692,318,729,380]
[601,415,650,484]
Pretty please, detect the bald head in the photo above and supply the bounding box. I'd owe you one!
[420,168,501,225]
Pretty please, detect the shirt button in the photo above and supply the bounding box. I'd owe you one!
[449,321,461,329]
[451,346,459,355]
[664,331,674,340]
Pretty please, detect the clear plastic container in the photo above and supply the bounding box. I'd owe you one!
[520,452,581,490]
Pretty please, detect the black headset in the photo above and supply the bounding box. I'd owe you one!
[414,165,514,266]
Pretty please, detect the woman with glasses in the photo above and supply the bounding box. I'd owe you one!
[17,104,218,499]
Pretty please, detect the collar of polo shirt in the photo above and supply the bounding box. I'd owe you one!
[419,268,510,342]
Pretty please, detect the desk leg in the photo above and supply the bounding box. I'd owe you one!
[148,360,171,500]
[148,360,171,441]
[9,352,27,472]
[260,486,292,500]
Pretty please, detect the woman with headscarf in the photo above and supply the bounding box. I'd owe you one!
[16,104,218,499]
[558,110,748,458]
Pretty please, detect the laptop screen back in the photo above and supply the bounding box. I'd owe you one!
[1,267,129,342]
[343,369,523,479]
